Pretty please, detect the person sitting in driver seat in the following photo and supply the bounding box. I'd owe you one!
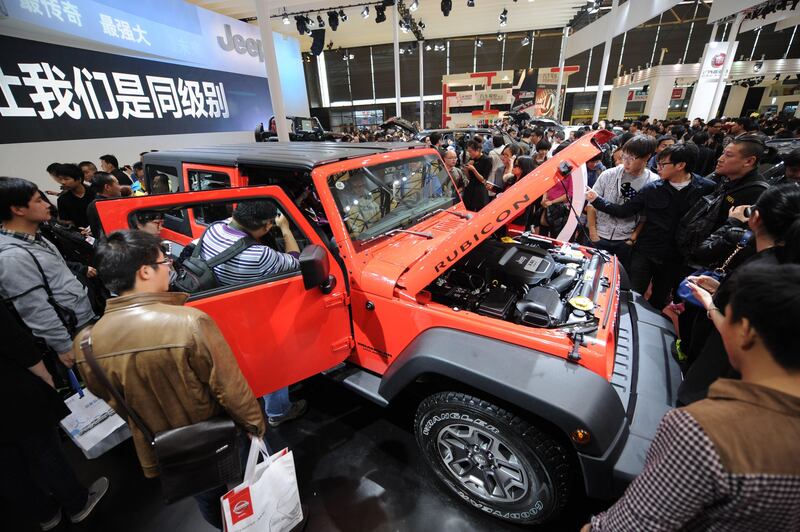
[200,200,300,285]
[344,174,381,236]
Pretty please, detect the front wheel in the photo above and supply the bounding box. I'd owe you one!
[414,392,574,526]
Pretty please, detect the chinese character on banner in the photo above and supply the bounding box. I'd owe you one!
[178,79,207,118]
[91,70,119,119]
[146,76,182,118]
[203,82,226,118]
[99,14,118,37]
[73,67,107,119]
[132,24,151,46]
[20,0,43,16]
[18,62,81,119]
[0,66,36,117]
[112,72,153,118]
[61,1,82,26]
[40,0,63,20]
[115,19,134,41]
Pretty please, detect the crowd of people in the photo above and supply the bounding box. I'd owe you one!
[2,110,799,531]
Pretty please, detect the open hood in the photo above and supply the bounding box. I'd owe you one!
[381,116,419,135]
[396,130,614,296]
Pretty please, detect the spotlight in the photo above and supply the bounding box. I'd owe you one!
[418,20,426,30]
[400,21,409,32]
[328,10,339,30]
[282,10,290,25]
[497,32,505,41]
[588,0,599,14]
[410,0,419,11]
[467,0,475,6]
[476,39,483,47]
[375,4,387,22]
[295,15,308,34]
[753,61,763,73]
[521,33,531,46]
[441,0,452,16]
[362,5,370,18]
[399,47,405,54]
[425,43,432,51]
[339,9,348,21]
[499,8,508,26]
[317,14,325,28]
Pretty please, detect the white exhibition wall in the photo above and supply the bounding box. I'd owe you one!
[1,131,253,192]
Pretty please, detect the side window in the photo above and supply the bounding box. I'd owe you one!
[188,170,231,225]
[146,165,181,195]
[129,197,310,295]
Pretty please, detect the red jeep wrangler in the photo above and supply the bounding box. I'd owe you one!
[95,131,681,526]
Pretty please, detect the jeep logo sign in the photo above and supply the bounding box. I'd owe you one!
[217,24,264,63]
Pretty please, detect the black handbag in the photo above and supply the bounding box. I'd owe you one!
[79,329,242,503]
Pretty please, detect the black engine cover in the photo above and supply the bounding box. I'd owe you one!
[459,241,557,287]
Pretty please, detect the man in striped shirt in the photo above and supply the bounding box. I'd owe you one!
[200,200,308,427]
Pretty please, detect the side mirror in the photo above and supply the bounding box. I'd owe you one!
[299,244,336,294]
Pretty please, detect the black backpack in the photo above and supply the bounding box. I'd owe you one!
[172,223,257,293]
[676,181,768,258]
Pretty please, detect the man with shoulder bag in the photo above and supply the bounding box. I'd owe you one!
[75,230,266,530]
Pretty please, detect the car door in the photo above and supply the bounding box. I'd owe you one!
[94,185,353,398]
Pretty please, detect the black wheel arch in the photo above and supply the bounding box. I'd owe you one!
[379,328,627,459]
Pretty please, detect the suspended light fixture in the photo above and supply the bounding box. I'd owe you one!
[317,14,325,27]
[476,38,483,47]
[425,42,432,51]
[418,20,426,30]
[521,33,531,46]
[497,32,505,41]
[328,10,339,30]
[282,10,290,25]
[339,9,348,21]
[499,8,508,26]
[410,0,419,11]
[295,15,309,34]
[467,0,475,6]
[441,0,452,16]
[375,4,387,22]
[362,5,370,18]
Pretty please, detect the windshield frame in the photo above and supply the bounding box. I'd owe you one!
[313,148,461,252]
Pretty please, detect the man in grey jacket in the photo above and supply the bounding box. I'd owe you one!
[0,177,96,369]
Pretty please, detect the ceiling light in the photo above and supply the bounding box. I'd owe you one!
[328,10,339,30]
[410,0,419,11]
[497,32,505,41]
[362,5,370,18]
[295,15,308,34]
[400,21,409,32]
[521,34,531,46]
[399,47,405,54]
[339,9,348,21]
[425,43,432,51]
[467,0,475,6]
[317,14,325,27]
[375,4,387,22]
[441,0,452,16]
[476,39,483,47]
[499,8,508,26]
[282,10,290,25]
[418,20,426,30]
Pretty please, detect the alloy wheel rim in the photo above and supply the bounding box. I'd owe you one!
[436,423,533,504]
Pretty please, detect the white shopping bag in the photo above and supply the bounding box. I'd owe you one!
[221,437,303,532]
[59,389,131,459]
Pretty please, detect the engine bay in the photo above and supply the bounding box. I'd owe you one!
[426,233,608,329]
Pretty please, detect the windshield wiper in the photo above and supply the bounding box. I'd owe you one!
[361,228,435,245]
[418,208,473,223]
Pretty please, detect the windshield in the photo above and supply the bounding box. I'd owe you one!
[328,154,458,243]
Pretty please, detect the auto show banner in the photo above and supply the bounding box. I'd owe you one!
[512,66,580,118]
[0,35,272,143]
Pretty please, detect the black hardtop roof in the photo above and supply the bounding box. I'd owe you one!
[143,142,426,171]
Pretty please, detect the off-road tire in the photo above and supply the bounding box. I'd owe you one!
[414,391,573,526]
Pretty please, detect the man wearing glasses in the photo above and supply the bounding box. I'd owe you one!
[587,135,658,272]
[587,144,714,310]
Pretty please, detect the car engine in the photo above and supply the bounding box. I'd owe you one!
[426,233,608,328]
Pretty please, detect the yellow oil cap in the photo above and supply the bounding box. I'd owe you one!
[569,296,593,311]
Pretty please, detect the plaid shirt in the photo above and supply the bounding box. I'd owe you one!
[591,381,800,531]
[0,226,49,248]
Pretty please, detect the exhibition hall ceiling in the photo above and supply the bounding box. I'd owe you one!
[186,0,591,49]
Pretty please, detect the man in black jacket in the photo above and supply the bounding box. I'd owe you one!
[0,304,108,530]
[587,143,714,309]
[690,136,769,268]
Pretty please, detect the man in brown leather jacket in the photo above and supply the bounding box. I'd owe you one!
[74,230,266,529]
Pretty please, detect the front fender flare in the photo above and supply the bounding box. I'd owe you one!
[379,328,627,458]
